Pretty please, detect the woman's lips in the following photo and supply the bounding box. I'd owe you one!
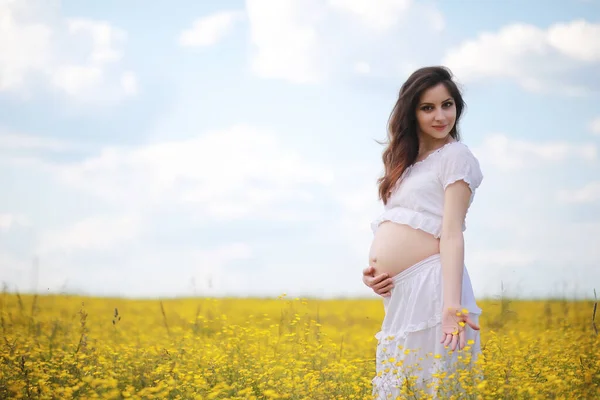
[432,125,447,131]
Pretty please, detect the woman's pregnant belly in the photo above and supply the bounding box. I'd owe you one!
[368,221,440,279]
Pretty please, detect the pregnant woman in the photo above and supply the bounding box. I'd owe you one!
[363,66,484,398]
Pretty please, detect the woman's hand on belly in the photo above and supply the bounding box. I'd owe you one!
[362,265,394,297]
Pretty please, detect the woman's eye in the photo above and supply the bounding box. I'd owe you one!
[421,103,452,111]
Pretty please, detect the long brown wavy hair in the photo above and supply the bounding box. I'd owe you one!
[377,66,466,204]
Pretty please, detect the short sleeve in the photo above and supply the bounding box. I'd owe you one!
[438,142,483,193]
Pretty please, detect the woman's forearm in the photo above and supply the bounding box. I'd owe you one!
[439,232,465,307]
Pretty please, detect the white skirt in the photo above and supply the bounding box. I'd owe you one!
[372,253,483,399]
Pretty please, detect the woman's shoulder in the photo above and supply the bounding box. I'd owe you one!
[437,140,483,190]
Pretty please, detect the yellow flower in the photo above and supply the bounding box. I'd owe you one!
[0,291,593,399]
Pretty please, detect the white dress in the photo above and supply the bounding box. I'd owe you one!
[370,141,484,399]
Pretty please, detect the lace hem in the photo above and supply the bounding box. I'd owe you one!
[374,312,442,343]
[371,207,442,238]
[442,173,479,193]
[374,307,482,344]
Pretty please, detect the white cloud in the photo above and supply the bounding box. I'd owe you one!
[0,131,76,151]
[66,18,124,64]
[0,122,368,297]
[423,4,445,32]
[51,64,103,96]
[42,124,334,219]
[465,133,600,299]
[0,1,51,92]
[188,242,254,295]
[443,19,600,95]
[354,61,370,75]
[2,128,599,299]
[245,0,444,83]
[179,11,243,47]
[3,237,255,297]
[38,214,141,254]
[120,71,137,95]
[589,117,600,135]
[246,0,326,84]
[104,242,254,297]
[547,20,600,62]
[469,249,538,268]
[328,0,412,32]
[557,181,600,204]
[0,249,34,292]
[472,133,597,171]
[0,1,136,103]
[0,213,29,232]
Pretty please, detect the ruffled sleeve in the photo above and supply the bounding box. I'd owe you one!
[438,142,483,193]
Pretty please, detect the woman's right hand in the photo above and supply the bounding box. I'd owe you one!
[362,266,394,297]
[440,305,480,351]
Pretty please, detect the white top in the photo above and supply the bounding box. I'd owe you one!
[371,141,483,238]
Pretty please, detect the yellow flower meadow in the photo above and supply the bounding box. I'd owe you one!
[0,292,598,399]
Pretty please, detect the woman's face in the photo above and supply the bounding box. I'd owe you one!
[415,83,457,141]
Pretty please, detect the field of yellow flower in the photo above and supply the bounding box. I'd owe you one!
[1,291,598,399]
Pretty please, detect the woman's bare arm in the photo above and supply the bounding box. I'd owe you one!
[439,179,471,308]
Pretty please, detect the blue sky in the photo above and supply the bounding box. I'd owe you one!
[1,0,599,300]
